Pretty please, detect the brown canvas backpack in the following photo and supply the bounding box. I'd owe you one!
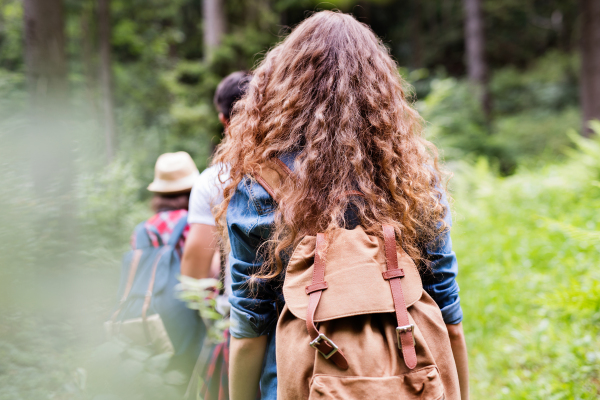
[252,159,460,400]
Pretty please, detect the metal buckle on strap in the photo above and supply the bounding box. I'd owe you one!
[309,333,339,359]
[396,324,416,350]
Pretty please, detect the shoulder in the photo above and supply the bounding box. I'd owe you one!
[189,164,230,225]
[227,176,278,249]
[191,164,230,198]
[230,175,277,218]
[227,154,296,232]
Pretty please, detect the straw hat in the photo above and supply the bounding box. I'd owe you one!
[147,151,199,194]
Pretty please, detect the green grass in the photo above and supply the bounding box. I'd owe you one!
[452,131,600,398]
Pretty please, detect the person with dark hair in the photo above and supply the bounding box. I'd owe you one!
[125,151,205,376]
[214,71,252,127]
[133,151,198,253]
[182,70,252,281]
[180,71,252,400]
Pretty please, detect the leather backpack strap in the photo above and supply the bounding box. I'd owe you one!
[382,224,417,370]
[305,233,349,370]
[141,246,171,344]
[251,158,292,202]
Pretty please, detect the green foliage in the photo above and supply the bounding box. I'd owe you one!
[491,51,579,116]
[452,126,600,398]
[86,339,187,399]
[418,77,489,160]
[0,0,22,70]
[419,51,581,173]
[0,314,87,400]
[77,159,150,250]
[0,69,26,116]
[177,276,230,344]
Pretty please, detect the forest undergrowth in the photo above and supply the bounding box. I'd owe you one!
[451,126,600,399]
[1,128,599,399]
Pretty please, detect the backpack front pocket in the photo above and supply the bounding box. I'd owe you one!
[308,365,444,400]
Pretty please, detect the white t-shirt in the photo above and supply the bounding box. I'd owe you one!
[187,164,231,315]
[188,164,230,225]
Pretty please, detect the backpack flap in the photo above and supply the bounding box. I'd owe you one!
[283,225,422,323]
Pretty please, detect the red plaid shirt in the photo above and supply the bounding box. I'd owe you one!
[131,209,190,254]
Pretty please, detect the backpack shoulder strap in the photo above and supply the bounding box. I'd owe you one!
[251,158,292,203]
[382,224,418,370]
[133,221,153,248]
[168,213,189,247]
[134,220,165,248]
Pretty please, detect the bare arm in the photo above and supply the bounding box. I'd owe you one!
[229,336,267,400]
[181,223,218,279]
[447,322,469,400]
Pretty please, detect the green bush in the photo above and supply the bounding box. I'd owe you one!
[452,124,600,399]
[77,159,151,251]
[417,51,581,173]
[490,51,579,116]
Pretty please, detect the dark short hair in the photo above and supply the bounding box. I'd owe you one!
[213,71,252,121]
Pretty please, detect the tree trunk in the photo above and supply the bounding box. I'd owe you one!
[580,0,600,136]
[23,0,71,194]
[23,0,76,244]
[81,3,100,117]
[23,0,67,110]
[203,0,226,61]
[462,0,491,120]
[410,0,423,69]
[98,0,117,161]
[355,1,371,25]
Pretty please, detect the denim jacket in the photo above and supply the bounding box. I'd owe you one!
[227,156,462,399]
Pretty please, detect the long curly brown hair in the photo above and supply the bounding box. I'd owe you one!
[213,11,448,280]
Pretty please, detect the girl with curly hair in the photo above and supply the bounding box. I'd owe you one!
[213,11,469,400]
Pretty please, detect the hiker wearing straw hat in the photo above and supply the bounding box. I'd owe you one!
[180,71,252,400]
[131,151,200,255]
[105,151,206,394]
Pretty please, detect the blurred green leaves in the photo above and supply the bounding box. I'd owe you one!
[176,276,230,344]
[418,51,581,174]
[453,126,600,399]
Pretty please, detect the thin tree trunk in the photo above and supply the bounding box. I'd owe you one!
[98,0,117,161]
[463,0,491,120]
[355,1,371,25]
[81,3,100,121]
[203,0,226,61]
[23,0,70,194]
[580,0,600,136]
[23,0,76,246]
[23,0,67,110]
[410,0,423,69]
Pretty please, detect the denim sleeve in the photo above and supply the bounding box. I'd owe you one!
[227,176,279,339]
[422,190,463,325]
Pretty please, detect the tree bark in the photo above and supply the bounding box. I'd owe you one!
[580,0,600,136]
[203,0,226,61]
[23,0,67,110]
[410,0,423,69]
[81,3,101,120]
[355,1,372,25]
[98,0,117,161]
[462,0,491,120]
[23,0,76,243]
